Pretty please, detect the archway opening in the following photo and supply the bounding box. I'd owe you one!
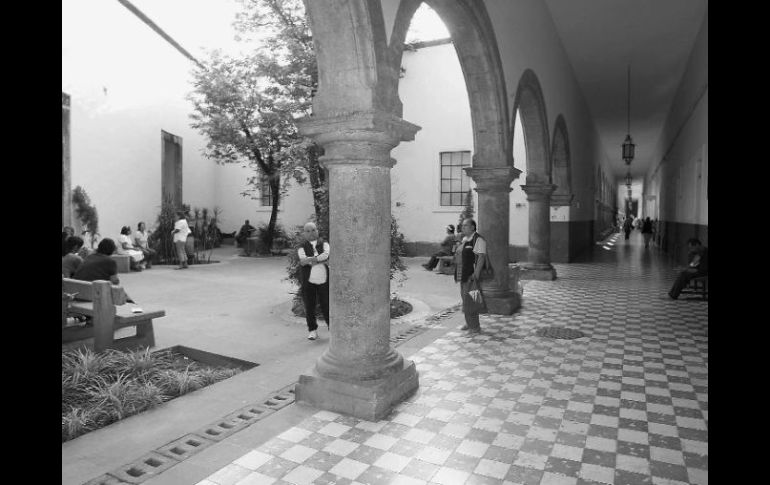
[509,108,529,262]
[390,3,476,254]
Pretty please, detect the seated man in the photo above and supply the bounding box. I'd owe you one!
[236,219,257,247]
[423,224,459,271]
[668,238,708,299]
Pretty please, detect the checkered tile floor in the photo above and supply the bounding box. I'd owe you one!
[198,234,707,485]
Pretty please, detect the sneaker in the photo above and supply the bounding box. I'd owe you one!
[460,325,469,331]
[308,330,318,340]
[422,264,432,271]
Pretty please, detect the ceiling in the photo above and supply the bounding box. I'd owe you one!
[543,0,707,181]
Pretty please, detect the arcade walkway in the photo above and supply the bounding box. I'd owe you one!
[192,233,709,485]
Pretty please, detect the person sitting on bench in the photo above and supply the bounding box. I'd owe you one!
[668,238,708,299]
[236,219,257,247]
[62,236,85,278]
[73,238,139,304]
[118,226,145,271]
[423,224,459,271]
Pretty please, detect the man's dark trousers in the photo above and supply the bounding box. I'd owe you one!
[303,281,330,331]
[669,269,706,299]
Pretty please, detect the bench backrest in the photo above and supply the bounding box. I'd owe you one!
[62,278,128,305]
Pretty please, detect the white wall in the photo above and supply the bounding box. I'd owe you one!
[62,0,215,243]
[644,10,708,227]
[391,43,475,242]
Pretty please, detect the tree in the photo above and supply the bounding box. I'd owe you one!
[72,186,99,248]
[189,52,299,252]
[189,0,329,250]
[457,189,475,228]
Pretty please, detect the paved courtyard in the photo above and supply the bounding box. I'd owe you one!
[64,233,707,485]
[195,233,708,485]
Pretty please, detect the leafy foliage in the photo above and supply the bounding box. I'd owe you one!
[148,195,223,264]
[72,186,99,248]
[457,189,475,229]
[61,347,243,442]
[189,0,327,249]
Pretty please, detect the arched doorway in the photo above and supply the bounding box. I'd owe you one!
[550,114,573,262]
[512,69,556,280]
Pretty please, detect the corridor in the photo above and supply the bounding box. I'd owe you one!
[197,233,708,485]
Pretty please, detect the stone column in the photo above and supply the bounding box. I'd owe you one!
[521,183,557,280]
[295,110,421,421]
[465,167,522,314]
[62,92,72,229]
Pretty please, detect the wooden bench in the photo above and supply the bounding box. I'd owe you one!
[436,255,455,275]
[681,275,708,300]
[62,278,165,352]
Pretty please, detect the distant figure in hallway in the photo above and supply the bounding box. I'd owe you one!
[668,238,708,299]
[641,217,654,248]
[422,224,458,271]
[172,212,191,269]
[298,222,330,341]
[455,218,487,334]
[623,216,634,240]
[236,219,257,247]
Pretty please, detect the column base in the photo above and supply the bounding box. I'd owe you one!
[484,291,521,315]
[520,264,557,281]
[296,360,419,421]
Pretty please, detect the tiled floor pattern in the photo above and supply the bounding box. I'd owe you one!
[198,244,708,485]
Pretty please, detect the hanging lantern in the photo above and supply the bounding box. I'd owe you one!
[621,66,635,165]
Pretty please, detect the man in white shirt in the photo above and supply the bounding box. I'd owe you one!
[172,212,191,269]
[298,222,330,340]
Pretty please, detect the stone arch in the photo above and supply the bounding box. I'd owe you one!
[550,114,572,206]
[512,69,551,183]
[390,0,511,168]
[302,0,395,116]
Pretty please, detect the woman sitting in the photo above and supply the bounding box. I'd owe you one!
[133,221,156,269]
[118,225,145,271]
[62,236,85,277]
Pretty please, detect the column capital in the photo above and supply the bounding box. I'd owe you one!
[465,166,522,192]
[521,183,556,201]
[550,193,574,207]
[298,110,421,168]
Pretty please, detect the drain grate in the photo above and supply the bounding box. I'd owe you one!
[108,451,179,484]
[84,474,128,485]
[156,434,216,462]
[535,327,587,339]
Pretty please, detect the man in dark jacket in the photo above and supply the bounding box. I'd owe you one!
[668,238,708,299]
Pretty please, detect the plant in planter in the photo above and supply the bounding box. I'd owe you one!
[72,186,99,249]
[189,206,223,263]
[147,194,179,265]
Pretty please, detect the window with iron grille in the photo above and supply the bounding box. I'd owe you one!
[439,151,471,206]
[259,173,272,206]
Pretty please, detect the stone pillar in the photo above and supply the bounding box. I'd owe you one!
[521,183,557,280]
[466,167,522,314]
[295,110,421,421]
[62,92,72,229]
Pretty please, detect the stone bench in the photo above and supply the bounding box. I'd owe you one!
[62,277,165,352]
[110,254,131,273]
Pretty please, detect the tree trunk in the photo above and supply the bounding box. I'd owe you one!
[266,175,281,252]
[306,146,328,238]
